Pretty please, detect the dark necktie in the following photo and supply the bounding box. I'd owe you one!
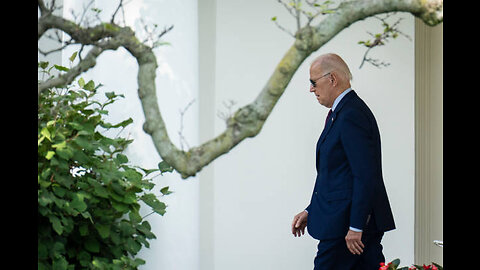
[325,109,332,127]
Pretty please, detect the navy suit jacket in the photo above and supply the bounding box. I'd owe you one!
[305,90,395,240]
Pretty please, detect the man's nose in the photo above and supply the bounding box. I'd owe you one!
[309,85,315,92]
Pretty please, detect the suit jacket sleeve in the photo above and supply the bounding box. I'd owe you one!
[340,109,377,230]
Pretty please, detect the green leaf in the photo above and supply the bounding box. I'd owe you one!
[88,178,109,198]
[136,167,159,176]
[49,215,63,235]
[72,149,90,163]
[69,51,78,62]
[78,77,85,88]
[122,192,137,204]
[56,147,73,160]
[73,136,95,151]
[54,64,70,72]
[105,91,116,99]
[83,80,95,91]
[39,61,49,69]
[52,141,66,150]
[141,194,166,215]
[111,118,133,128]
[71,193,87,212]
[46,120,56,127]
[271,16,277,21]
[45,151,55,160]
[52,256,68,270]
[52,186,67,197]
[77,250,91,267]
[133,258,146,267]
[40,127,52,141]
[116,154,128,164]
[158,160,173,174]
[111,201,129,212]
[123,168,142,182]
[95,223,111,239]
[38,135,45,146]
[391,258,400,268]
[137,221,156,239]
[84,237,100,253]
[81,211,94,223]
[153,41,171,47]
[127,237,142,254]
[160,186,173,196]
[129,210,142,224]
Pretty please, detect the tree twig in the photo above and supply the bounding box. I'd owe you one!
[178,99,196,151]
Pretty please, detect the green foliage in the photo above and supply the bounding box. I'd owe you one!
[38,57,173,269]
[357,14,412,68]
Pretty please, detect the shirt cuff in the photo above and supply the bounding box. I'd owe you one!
[349,226,362,232]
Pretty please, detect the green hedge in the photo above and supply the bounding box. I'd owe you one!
[38,60,173,269]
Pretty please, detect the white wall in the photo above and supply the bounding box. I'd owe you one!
[58,1,200,269]
[206,1,415,269]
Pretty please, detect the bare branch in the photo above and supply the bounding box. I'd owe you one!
[38,43,70,56]
[38,0,49,14]
[111,0,124,24]
[272,18,295,37]
[178,99,196,151]
[217,99,237,122]
[277,0,297,18]
[79,0,95,26]
[139,18,174,48]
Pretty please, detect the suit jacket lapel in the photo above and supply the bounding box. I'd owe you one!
[315,90,357,168]
[318,90,356,146]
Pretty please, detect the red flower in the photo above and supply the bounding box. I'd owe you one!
[378,262,389,270]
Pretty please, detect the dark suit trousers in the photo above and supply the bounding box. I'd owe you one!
[313,216,385,270]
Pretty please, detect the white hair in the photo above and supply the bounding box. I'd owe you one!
[312,53,353,82]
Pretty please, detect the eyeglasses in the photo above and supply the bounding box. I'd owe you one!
[309,72,331,88]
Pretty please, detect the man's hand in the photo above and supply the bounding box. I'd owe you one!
[291,210,308,237]
[345,229,364,255]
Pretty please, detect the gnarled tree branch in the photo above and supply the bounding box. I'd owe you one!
[38,0,442,179]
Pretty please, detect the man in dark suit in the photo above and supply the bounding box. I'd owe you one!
[291,53,396,270]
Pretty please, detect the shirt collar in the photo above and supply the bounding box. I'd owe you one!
[331,87,352,112]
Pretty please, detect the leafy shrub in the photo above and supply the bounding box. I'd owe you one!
[38,60,173,269]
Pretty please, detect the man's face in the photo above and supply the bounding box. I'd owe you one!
[309,66,334,108]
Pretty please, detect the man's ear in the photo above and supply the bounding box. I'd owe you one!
[330,72,337,86]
